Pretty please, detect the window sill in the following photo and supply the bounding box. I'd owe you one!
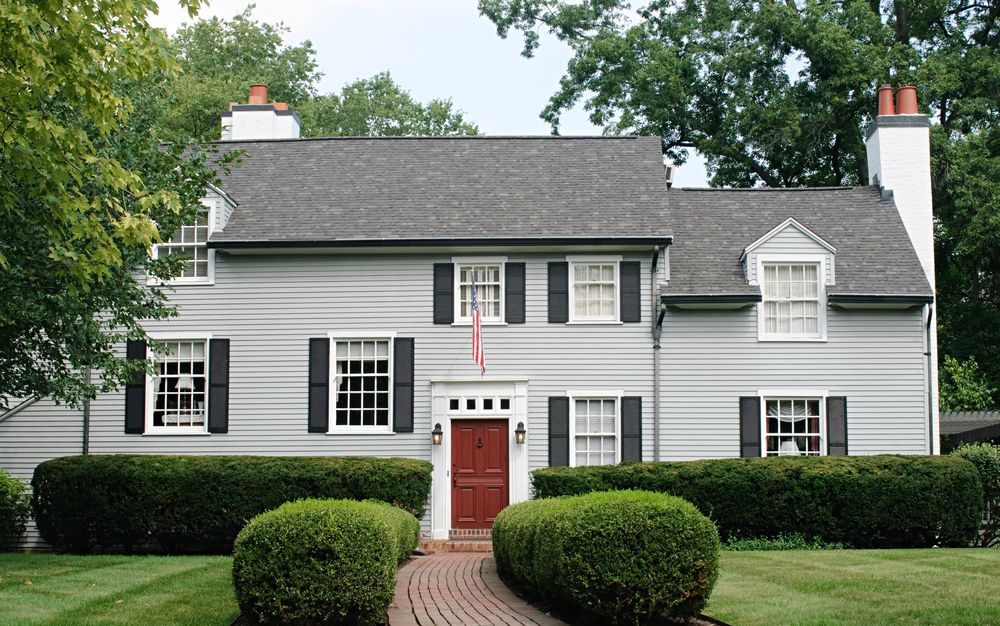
[147,278,215,287]
[565,320,623,325]
[142,431,211,436]
[452,321,507,327]
[757,336,828,343]
[326,430,396,436]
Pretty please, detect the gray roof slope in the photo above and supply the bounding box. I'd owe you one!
[663,187,932,297]
[210,135,672,243]
[939,411,1000,436]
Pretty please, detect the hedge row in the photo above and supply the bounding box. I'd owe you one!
[531,455,983,548]
[494,490,720,625]
[233,499,419,626]
[0,469,29,550]
[32,455,432,554]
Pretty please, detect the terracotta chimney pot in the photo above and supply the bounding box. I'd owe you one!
[272,102,288,110]
[878,84,895,116]
[248,83,268,105]
[895,86,919,114]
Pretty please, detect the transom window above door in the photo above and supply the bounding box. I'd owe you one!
[455,261,504,323]
[448,396,512,414]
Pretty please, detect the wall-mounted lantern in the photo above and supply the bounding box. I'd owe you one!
[514,421,527,444]
[431,423,443,445]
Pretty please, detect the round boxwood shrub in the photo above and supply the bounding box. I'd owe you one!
[232,498,418,625]
[493,490,720,625]
[531,455,983,548]
[0,469,29,550]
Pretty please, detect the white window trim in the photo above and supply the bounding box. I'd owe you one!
[144,332,213,436]
[150,199,217,286]
[327,334,395,435]
[452,257,507,326]
[756,254,828,342]
[757,389,829,457]
[567,391,623,467]
[567,255,622,324]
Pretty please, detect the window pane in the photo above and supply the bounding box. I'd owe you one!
[333,339,391,430]
[762,263,821,337]
[152,340,207,429]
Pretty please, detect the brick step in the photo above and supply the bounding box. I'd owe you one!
[420,539,493,553]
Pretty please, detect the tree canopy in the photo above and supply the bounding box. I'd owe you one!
[0,0,231,406]
[480,0,999,402]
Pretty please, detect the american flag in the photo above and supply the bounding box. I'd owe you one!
[471,277,486,374]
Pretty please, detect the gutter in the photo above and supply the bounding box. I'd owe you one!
[827,293,934,305]
[661,293,762,305]
[0,397,39,425]
[651,247,664,462]
[208,235,674,251]
[925,304,936,454]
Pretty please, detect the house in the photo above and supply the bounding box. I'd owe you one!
[0,84,938,544]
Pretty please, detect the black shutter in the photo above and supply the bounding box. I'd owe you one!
[393,338,415,433]
[124,340,146,434]
[433,263,454,324]
[620,261,641,323]
[739,396,761,457]
[621,396,642,461]
[548,262,569,323]
[308,338,329,433]
[207,339,230,433]
[549,397,570,466]
[505,262,526,324]
[827,396,848,456]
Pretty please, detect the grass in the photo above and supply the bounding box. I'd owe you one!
[706,549,1000,626]
[0,553,238,626]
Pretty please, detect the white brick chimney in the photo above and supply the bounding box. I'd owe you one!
[864,85,934,286]
[865,84,939,455]
[221,84,300,140]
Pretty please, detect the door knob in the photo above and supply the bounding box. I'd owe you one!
[477,438,483,448]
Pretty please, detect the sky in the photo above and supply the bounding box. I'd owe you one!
[149,0,710,187]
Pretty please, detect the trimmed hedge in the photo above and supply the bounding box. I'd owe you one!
[232,498,418,625]
[952,443,1000,546]
[494,490,719,625]
[0,469,29,550]
[31,455,431,554]
[531,456,983,548]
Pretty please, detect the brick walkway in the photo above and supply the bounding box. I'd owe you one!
[387,553,567,626]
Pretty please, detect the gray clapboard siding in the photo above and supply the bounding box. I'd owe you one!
[659,306,928,459]
[743,223,835,285]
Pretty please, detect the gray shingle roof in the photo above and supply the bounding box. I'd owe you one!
[662,187,932,298]
[939,411,1000,436]
[209,135,672,244]
[208,135,931,298]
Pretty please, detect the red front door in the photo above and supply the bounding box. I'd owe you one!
[451,419,509,529]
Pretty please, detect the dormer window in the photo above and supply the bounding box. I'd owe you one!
[153,202,216,285]
[759,260,824,340]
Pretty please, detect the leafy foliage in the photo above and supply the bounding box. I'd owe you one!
[0,0,235,407]
[480,0,1000,394]
[297,72,479,137]
[31,455,431,554]
[530,456,983,548]
[0,469,29,550]
[232,499,417,626]
[940,355,996,412]
[951,443,1000,547]
[493,490,720,625]
[722,533,845,551]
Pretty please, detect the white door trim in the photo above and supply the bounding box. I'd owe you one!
[430,380,529,540]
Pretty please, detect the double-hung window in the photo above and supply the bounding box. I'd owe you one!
[148,339,208,433]
[572,397,618,466]
[760,262,822,339]
[154,203,214,284]
[763,398,824,456]
[569,257,619,322]
[331,337,392,432]
[455,261,504,323]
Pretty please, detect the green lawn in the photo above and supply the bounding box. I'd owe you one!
[0,553,238,626]
[706,549,1000,626]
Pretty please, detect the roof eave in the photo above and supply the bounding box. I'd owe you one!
[207,235,673,252]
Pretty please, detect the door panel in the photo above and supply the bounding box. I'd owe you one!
[451,419,509,529]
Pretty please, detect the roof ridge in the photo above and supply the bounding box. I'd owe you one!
[210,134,646,145]
[676,186,871,192]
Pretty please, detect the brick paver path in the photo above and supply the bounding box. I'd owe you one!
[387,553,567,626]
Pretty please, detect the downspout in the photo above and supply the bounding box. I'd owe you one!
[0,397,39,425]
[925,304,935,454]
[82,367,92,455]
[651,246,664,462]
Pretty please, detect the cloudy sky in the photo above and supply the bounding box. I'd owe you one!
[150,0,709,186]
